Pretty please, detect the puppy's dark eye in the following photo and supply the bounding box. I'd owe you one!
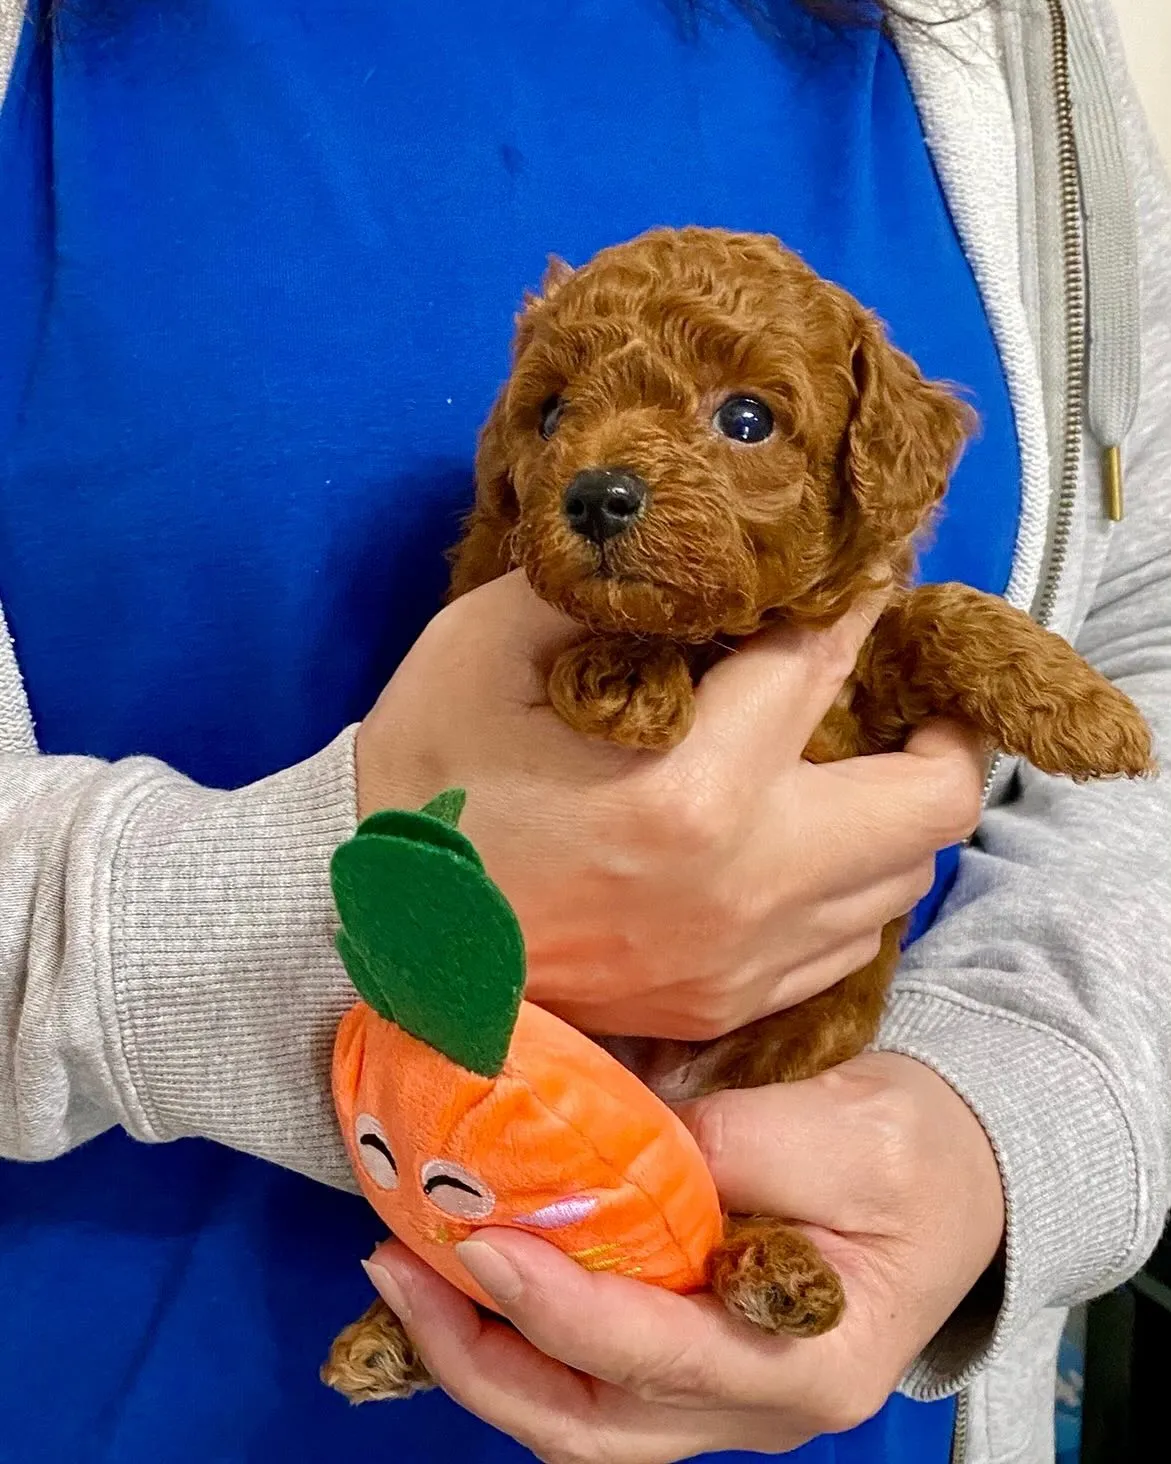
[713,395,774,444]
[539,394,566,439]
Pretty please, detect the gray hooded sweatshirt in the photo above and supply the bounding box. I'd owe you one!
[0,2,1168,1461]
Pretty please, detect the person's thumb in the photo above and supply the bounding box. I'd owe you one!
[674,1064,892,1228]
[443,570,584,692]
[693,591,888,759]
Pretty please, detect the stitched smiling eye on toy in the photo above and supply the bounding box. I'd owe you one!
[323,790,725,1402]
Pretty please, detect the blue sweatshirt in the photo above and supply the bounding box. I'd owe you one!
[0,2,1019,1460]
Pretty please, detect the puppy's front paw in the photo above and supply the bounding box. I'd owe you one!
[1025,677,1155,782]
[321,1298,433,1404]
[711,1217,845,1339]
[549,636,695,750]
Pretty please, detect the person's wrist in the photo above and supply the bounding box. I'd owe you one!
[108,728,360,1184]
[353,703,441,821]
[354,714,396,820]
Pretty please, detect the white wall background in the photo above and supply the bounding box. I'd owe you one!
[1112,1,1171,163]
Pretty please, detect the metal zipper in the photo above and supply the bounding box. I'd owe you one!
[980,0,1086,808]
[956,6,1086,1457]
[949,1388,971,1464]
[1035,0,1086,633]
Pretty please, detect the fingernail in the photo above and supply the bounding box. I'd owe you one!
[361,1258,413,1325]
[455,1239,523,1304]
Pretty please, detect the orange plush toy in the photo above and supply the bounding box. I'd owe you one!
[322,789,723,1402]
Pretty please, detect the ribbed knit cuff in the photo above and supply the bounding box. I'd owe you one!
[878,984,1142,1399]
[107,728,360,1189]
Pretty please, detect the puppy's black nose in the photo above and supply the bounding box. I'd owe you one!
[563,468,648,544]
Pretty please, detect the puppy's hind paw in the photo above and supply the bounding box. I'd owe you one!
[321,1299,434,1404]
[712,1217,845,1339]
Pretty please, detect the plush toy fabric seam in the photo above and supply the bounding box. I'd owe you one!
[497,1046,701,1276]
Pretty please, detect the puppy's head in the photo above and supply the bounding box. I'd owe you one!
[475,227,974,641]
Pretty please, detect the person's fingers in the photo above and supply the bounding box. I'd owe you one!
[899,719,989,844]
[739,932,885,1020]
[840,857,940,922]
[675,1064,916,1228]
[692,592,888,759]
[808,718,986,872]
[363,1241,786,1464]
[364,1242,599,1435]
[724,854,935,1023]
[440,569,586,702]
[714,718,981,908]
[364,1230,904,1455]
[431,1227,841,1413]
[902,716,987,765]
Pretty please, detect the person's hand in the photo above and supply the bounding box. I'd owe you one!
[361,1053,1005,1464]
[356,572,985,1038]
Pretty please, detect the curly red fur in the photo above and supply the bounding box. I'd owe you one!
[325,227,1155,1403]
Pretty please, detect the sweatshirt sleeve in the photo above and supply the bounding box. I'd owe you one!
[0,728,359,1191]
[879,31,1171,1397]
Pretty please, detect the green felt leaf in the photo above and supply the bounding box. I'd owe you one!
[420,788,467,828]
[354,808,483,871]
[331,798,525,1077]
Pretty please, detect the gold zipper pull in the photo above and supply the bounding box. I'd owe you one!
[1103,443,1124,522]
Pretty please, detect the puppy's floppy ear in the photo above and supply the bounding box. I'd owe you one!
[473,389,519,523]
[448,257,574,599]
[845,314,976,543]
[447,390,520,599]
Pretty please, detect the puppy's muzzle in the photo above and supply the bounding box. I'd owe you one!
[562,468,648,545]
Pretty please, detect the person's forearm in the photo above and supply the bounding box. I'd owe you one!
[0,730,358,1186]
